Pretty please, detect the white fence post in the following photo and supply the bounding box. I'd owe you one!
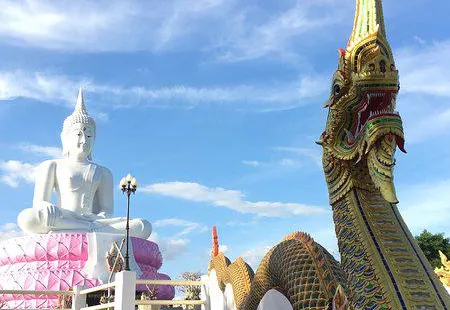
[200,275,210,310]
[72,286,87,310]
[115,270,136,310]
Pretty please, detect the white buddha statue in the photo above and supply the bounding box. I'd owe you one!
[17,89,152,239]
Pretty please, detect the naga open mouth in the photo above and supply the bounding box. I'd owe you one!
[345,90,403,148]
[355,91,399,136]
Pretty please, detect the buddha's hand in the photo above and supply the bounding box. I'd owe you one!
[97,212,107,219]
[81,212,107,221]
[36,202,61,228]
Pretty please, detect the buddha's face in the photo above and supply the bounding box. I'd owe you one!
[62,123,95,160]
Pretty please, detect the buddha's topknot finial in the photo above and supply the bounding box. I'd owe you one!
[62,88,96,133]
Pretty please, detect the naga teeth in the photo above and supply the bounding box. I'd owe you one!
[368,109,400,118]
[368,92,386,98]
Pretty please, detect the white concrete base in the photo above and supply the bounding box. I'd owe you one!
[83,232,141,283]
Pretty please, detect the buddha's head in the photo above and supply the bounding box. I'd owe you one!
[61,89,96,161]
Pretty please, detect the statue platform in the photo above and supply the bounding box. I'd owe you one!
[0,232,175,308]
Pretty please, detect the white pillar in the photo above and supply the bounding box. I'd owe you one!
[115,271,136,310]
[72,286,87,310]
[200,275,210,310]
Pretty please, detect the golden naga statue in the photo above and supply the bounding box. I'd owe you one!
[206,0,450,309]
[435,251,450,288]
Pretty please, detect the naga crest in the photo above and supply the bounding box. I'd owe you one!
[319,0,405,204]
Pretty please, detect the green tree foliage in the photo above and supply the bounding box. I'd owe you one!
[415,230,450,268]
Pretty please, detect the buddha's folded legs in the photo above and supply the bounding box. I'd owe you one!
[17,207,94,234]
[95,218,152,239]
[17,207,152,239]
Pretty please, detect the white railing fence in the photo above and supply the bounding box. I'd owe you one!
[1,271,209,310]
[136,279,207,309]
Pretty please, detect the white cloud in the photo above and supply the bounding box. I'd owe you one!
[0,70,88,106]
[397,40,450,97]
[0,0,154,52]
[413,36,426,45]
[0,70,327,111]
[148,232,189,261]
[242,160,264,167]
[96,112,109,122]
[0,160,36,188]
[141,181,326,217]
[17,143,61,158]
[0,0,343,62]
[0,0,245,53]
[226,219,259,227]
[404,107,450,144]
[218,244,229,254]
[241,245,272,269]
[153,218,208,237]
[150,218,208,260]
[242,147,322,171]
[394,39,450,144]
[213,0,344,62]
[398,178,450,236]
[274,146,322,167]
[204,243,229,258]
[0,222,24,241]
[278,158,303,168]
[0,143,61,188]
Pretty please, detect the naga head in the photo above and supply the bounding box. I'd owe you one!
[319,0,405,203]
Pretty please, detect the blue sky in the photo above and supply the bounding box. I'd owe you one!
[0,0,449,279]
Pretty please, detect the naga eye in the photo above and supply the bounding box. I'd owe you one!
[333,84,341,95]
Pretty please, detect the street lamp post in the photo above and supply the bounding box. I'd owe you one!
[120,174,138,271]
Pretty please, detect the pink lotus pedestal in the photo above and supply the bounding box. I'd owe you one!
[0,233,174,308]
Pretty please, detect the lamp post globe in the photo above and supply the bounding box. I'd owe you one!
[120,174,138,271]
